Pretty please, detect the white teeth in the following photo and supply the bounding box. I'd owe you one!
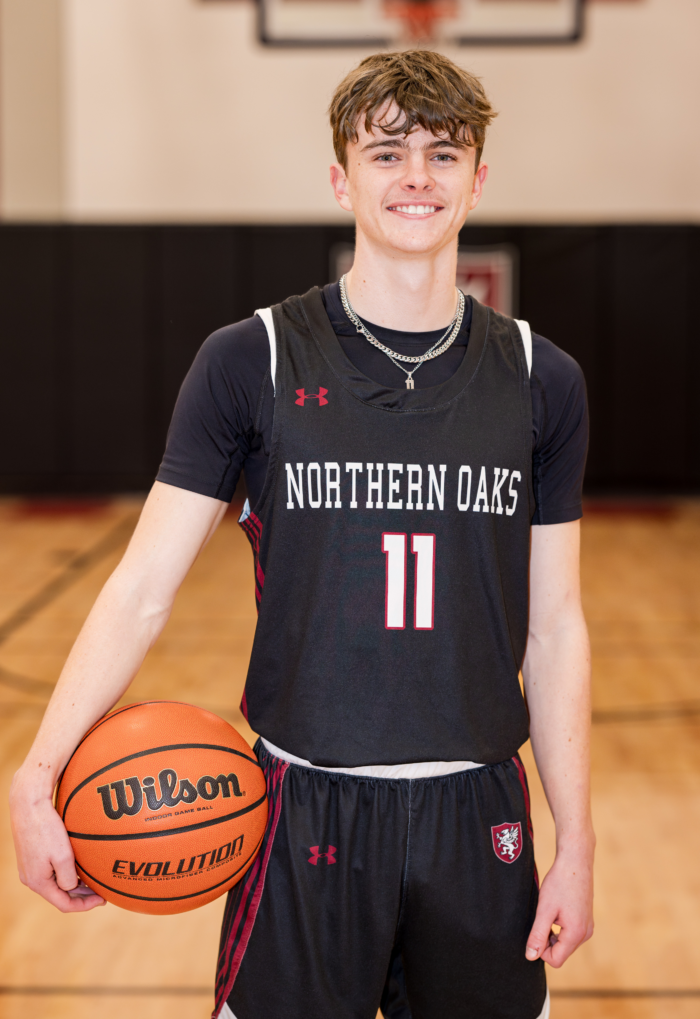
[391,205,437,215]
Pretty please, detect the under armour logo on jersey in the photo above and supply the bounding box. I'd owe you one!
[308,845,336,865]
[295,388,328,406]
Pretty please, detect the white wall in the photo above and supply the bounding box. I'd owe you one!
[0,0,64,217]
[2,0,699,222]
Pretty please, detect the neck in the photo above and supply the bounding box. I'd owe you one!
[345,234,459,331]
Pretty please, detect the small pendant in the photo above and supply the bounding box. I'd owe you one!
[406,377,414,390]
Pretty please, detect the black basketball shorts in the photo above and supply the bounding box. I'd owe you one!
[213,740,548,1019]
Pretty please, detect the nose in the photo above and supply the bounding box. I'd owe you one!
[400,153,435,193]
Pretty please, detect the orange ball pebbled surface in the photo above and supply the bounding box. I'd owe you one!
[56,701,268,915]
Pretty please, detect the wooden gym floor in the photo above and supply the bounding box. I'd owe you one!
[0,497,698,1019]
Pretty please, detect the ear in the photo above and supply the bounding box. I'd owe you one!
[330,162,354,213]
[469,162,489,212]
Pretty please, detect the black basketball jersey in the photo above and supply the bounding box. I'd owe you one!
[239,288,534,768]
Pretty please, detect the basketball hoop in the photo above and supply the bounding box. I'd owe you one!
[259,0,583,48]
[382,0,458,42]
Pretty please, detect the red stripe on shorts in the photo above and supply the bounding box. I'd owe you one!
[512,755,539,888]
[213,754,289,1017]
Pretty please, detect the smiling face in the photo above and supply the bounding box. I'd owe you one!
[330,103,488,259]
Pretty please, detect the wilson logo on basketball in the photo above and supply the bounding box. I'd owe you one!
[96,768,244,821]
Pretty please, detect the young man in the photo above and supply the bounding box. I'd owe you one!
[11,50,593,1019]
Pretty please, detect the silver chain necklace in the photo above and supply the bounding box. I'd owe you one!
[339,274,465,389]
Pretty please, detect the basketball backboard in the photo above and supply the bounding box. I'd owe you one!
[330,242,517,317]
[259,0,582,47]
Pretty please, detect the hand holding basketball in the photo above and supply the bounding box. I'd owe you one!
[12,701,266,916]
[55,701,267,915]
[10,780,105,913]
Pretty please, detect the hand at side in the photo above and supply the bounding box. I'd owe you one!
[526,842,594,967]
[523,520,595,968]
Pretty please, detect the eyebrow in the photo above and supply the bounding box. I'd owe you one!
[360,137,464,153]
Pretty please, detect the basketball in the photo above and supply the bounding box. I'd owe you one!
[55,701,268,915]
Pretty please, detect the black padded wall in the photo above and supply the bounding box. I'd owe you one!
[0,223,697,494]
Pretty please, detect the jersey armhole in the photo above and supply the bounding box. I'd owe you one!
[255,307,276,395]
[514,320,532,378]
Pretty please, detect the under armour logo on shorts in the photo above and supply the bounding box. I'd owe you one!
[308,845,337,865]
[295,388,329,406]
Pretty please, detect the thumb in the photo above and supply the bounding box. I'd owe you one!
[526,904,557,961]
[52,846,80,893]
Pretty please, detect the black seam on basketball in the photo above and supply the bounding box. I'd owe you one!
[77,701,245,749]
[79,702,161,742]
[66,793,267,840]
[72,702,252,758]
[57,703,179,798]
[75,831,264,902]
[56,701,159,802]
[61,743,258,820]
[80,700,205,743]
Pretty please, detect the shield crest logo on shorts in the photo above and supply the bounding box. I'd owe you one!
[491,822,523,863]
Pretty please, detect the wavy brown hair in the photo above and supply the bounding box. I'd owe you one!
[329,50,496,170]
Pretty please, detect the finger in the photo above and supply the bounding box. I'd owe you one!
[526,904,559,961]
[33,875,105,913]
[67,881,97,898]
[540,925,585,968]
[22,853,105,911]
[67,880,105,905]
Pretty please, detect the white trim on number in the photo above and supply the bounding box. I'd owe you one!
[515,319,532,377]
[411,533,436,630]
[255,307,277,394]
[382,532,407,630]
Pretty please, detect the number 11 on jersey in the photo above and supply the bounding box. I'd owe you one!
[382,533,436,631]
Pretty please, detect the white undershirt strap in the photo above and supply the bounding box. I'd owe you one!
[255,307,276,394]
[514,319,532,377]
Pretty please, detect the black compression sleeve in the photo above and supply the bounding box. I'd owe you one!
[156,315,270,502]
[530,333,588,525]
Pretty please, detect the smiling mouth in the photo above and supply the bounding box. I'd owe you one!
[387,204,442,216]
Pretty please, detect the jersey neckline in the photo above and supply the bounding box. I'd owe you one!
[297,286,490,413]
